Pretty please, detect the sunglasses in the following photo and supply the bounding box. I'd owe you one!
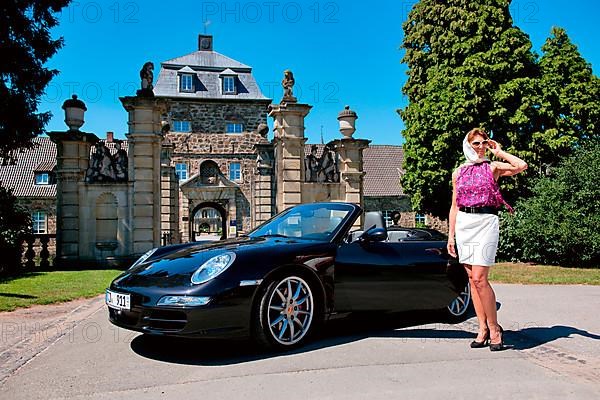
[471,140,489,147]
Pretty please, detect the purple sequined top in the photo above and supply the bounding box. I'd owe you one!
[456,162,512,212]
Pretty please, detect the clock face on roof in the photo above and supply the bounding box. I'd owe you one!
[200,38,211,50]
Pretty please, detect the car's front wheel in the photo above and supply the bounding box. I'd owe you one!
[445,282,472,322]
[253,274,321,349]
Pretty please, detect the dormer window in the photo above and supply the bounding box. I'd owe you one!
[222,76,235,94]
[180,74,194,92]
[35,172,50,185]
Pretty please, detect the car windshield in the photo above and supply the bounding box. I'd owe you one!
[248,203,355,242]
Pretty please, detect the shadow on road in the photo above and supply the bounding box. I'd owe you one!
[509,325,600,350]
[130,309,478,366]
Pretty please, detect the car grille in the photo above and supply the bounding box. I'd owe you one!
[143,310,187,331]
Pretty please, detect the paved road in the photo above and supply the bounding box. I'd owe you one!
[1,284,599,399]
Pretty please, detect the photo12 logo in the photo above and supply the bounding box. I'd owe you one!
[201,1,340,24]
[43,81,139,104]
[60,1,140,24]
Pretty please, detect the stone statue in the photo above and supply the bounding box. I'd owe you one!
[281,69,297,103]
[85,142,116,183]
[137,61,154,97]
[305,145,320,182]
[255,123,269,138]
[319,143,340,183]
[303,143,340,183]
[85,143,102,183]
[113,140,128,181]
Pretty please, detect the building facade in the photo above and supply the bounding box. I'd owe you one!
[0,34,447,268]
[154,35,272,241]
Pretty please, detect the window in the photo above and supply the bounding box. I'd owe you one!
[226,123,244,133]
[229,162,241,182]
[35,173,50,185]
[175,163,188,181]
[180,74,193,92]
[222,76,236,94]
[172,120,191,132]
[32,211,47,234]
[415,213,427,227]
[382,210,395,227]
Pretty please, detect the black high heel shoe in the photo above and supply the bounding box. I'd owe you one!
[470,330,490,348]
[489,325,505,352]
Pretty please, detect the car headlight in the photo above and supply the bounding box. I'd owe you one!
[157,296,211,307]
[128,248,157,271]
[191,252,236,284]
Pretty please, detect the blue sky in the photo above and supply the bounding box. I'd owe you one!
[40,0,600,145]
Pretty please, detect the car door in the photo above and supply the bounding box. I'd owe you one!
[389,240,462,310]
[334,239,457,313]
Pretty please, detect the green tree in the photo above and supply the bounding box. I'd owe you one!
[399,0,540,218]
[1,1,69,276]
[533,27,600,174]
[0,187,31,276]
[0,0,70,163]
[498,140,600,267]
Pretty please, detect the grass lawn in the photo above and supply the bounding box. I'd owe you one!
[490,262,600,285]
[0,270,122,312]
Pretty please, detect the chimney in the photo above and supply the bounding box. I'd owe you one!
[106,131,114,142]
[198,34,213,51]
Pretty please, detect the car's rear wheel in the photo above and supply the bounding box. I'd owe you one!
[253,274,321,349]
[446,282,472,321]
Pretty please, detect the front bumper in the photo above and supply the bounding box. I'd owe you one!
[107,285,258,338]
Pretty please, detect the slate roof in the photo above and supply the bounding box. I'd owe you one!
[163,51,251,70]
[0,137,57,197]
[154,50,269,101]
[304,144,405,197]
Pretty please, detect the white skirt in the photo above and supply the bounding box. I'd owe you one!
[455,211,499,267]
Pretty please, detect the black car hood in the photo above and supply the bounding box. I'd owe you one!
[113,236,328,289]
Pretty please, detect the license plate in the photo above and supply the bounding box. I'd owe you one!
[106,290,130,311]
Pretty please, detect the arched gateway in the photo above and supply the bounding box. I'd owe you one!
[190,202,227,241]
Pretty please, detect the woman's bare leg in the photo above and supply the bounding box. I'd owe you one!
[464,264,488,341]
[470,265,502,343]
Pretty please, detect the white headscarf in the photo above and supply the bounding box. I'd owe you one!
[463,133,489,165]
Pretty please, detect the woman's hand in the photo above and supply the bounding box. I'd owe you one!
[447,238,457,258]
[487,139,502,157]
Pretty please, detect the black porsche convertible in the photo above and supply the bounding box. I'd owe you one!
[106,202,471,349]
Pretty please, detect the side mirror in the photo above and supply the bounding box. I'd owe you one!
[360,227,387,242]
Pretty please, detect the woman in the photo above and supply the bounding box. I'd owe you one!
[447,128,527,351]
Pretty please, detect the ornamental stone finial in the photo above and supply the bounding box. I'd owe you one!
[337,105,358,138]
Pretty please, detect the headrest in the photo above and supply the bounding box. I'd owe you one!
[363,211,386,231]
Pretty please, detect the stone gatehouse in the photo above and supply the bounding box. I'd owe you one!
[0,34,447,268]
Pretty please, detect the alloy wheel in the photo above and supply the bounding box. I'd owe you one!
[266,276,314,346]
[447,283,471,316]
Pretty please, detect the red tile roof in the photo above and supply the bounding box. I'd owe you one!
[305,144,405,197]
[0,137,57,197]
[363,145,404,197]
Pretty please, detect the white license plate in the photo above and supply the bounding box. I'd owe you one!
[106,290,131,311]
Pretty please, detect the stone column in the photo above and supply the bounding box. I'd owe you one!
[160,139,179,244]
[331,138,371,229]
[120,96,168,254]
[48,130,99,267]
[253,143,275,226]
[268,102,311,212]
